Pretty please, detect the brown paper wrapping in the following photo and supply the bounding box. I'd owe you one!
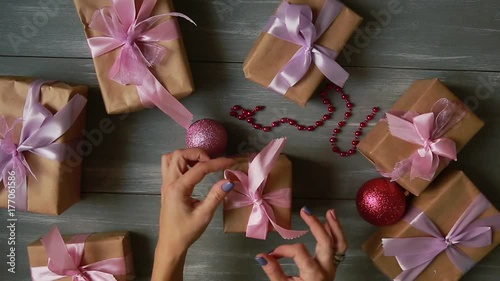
[0,77,87,215]
[73,0,194,114]
[362,170,500,281]
[243,0,362,107]
[223,155,292,233]
[28,231,134,281]
[357,79,484,196]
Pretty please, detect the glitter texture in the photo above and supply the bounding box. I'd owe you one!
[185,119,227,157]
[356,178,406,226]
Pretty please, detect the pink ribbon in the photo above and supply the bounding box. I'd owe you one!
[382,194,500,281]
[381,98,466,181]
[224,138,308,240]
[264,0,349,95]
[87,0,195,129]
[0,80,86,211]
[31,226,131,281]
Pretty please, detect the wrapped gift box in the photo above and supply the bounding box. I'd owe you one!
[28,229,134,281]
[224,154,292,233]
[0,77,87,215]
[73,0,194,115]
[358,79,484,195]
[243,0,362,106]
[362,170,500,281]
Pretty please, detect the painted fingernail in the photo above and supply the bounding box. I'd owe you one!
[330,209,337,220]
[303,206,313,215]
[222,181,234,192]
[255,257,268,266]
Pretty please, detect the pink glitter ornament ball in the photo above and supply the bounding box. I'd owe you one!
[185,119,227,157]
[356,178,407,226]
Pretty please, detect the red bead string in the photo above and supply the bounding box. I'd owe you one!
[229,83,380,157]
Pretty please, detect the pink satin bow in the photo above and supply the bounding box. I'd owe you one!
[224,138,308,240]
[0,80,86,211]
[382,194,500,281]
[264,0,349,95]
[381,98,466,181]
[31,226,131,281]
[87,0,195,129]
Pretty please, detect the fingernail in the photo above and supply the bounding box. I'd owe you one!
[303,206,313,215]
[221,181,234,192]
[267,249,274,255]
[255,257,268,266]
[330,209,337,220]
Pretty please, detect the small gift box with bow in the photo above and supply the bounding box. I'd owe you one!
[362,170,500,281]
[73,0,195,128]
[223,138,307,240]
[0,77,87,215]
[243,0,362,106]
[28,227,134,281]
[357,79,484,196]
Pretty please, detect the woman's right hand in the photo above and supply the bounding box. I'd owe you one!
[255,207,348,281]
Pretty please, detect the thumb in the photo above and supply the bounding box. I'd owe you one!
[255,254,287,281]
[198,180,234,217]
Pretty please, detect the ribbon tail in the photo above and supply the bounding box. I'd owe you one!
[82,271,117,281]
[394,261,432,281]
[265,202,307,240]
[246,204,270,240]
[313,48,348,88]
[136,71,192,129]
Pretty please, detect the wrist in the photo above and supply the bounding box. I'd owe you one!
[152,241,187,281]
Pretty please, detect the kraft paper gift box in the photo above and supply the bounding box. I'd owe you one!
[243,0,362,106]
[362,170,500,281]
[224,154,292,234]
[73,0,194,115]
[357,79,484,196]
[0,77,87,215]
[28,227,134,281]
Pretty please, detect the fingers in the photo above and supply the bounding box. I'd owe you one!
[197,180,234,218]
[270,244,320,278]
[177,157,234,193]
[255,254,287,281]
[161,149,211,184]
[300,207,334,272]
[326,209,348,254]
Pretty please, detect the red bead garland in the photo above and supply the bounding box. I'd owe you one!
[229,83,380,157]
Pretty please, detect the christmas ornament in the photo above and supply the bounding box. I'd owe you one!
[229,83,379,157]
[186,119,227,157]
[356,178,406,226]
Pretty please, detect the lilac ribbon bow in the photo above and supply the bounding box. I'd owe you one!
[382,194,500,281]
[264,0,349,95]
[381,98,466,181]
[224,138,308,240]
[87,0,196,129]
[31,226,131,281]
[0,80,86,211]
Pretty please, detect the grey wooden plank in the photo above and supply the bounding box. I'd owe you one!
[1,0,500,71]
[0,57,498,200]
[0,194,499,280]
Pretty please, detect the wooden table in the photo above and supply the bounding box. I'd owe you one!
[1,0,499,280]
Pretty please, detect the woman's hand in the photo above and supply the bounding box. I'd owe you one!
[152,148,235,281]
[255,207,348,281]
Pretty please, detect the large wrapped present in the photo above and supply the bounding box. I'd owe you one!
[73,0,194,128]
[0,78,87,215]
[223,138,307,240]
[362,170,500,281]
[358,79,484,195]
[243,0,362,106]
[28,227,134,280]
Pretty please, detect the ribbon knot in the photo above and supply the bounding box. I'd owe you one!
[264,0,349,95]
[381,98,466,182]
[87,0,196,129]
[382,194,500,281]
[0,80,86,211]
[224,138,307,240]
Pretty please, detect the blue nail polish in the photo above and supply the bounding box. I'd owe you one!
[222,182,234,192]
[255,257,268,266]
[303,206,313,215]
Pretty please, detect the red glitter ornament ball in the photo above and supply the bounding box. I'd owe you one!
[356,178,406,226]
[185,119,227,157]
